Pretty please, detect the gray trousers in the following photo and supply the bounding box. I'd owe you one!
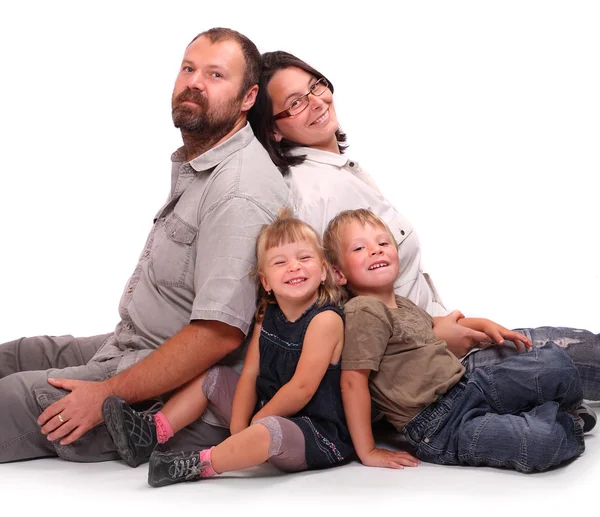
[0,334,229,463]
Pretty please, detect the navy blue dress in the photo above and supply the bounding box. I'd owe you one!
[255,302,354,469]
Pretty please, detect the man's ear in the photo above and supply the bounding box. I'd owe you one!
[259,272,271,292]
[332,265,347,286]
[241,84,259,112]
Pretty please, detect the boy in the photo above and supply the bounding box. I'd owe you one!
[323,209,595,473]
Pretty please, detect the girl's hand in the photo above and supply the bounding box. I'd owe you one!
[360,448,420,469]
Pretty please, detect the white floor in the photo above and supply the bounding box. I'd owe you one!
[2,416,599,516]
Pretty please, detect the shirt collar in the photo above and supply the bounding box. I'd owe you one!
[287,146,356,169]
[170,123,255,172]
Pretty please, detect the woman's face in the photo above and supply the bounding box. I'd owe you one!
[268,66,340,153]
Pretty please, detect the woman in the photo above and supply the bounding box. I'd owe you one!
[248,51,600,401]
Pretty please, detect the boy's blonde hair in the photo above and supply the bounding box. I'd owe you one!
[323,209,399,268]
[252,207,343,320]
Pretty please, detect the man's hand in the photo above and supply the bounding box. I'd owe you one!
[38,378,112,445]
[360,447,420,469]
[433,310,490,358]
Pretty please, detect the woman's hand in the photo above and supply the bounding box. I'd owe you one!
[433,310,491,358]
[459,318,532,352]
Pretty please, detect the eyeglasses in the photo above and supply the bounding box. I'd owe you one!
[273,78,329,120]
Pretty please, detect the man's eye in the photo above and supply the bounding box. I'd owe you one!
[182,66,193,73]
[211,72,222,78]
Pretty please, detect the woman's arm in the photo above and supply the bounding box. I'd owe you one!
[341,369,419,469]
[229,322,261,435]
[251,310,343,421]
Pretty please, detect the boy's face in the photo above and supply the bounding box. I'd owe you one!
[334,221,400,296]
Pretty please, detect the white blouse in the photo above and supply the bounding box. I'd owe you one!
[286,146,447,317]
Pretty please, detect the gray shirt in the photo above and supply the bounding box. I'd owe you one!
[93,123,289,374]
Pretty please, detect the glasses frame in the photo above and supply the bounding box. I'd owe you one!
[272,78,329,121]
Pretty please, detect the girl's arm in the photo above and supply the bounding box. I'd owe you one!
[341,369,419,469]
[229,322,261,435]
[251,310,343,421]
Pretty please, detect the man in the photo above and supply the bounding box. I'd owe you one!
[0,27,289,463]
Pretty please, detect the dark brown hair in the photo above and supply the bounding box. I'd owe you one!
[248,51,347,174]
[190,28,261,97]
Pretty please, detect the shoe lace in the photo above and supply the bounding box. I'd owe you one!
[168,457,210,481]
[132,401,163,423]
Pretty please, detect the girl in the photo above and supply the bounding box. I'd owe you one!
[102,209,353,487]
[247,51,600,401]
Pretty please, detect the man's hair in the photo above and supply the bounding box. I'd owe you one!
[323,209,398,268]
[190,28,261,97]
[248,51,347,174]
[252,207,344,320]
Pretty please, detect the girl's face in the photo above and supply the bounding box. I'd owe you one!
[268,66,340,153]
[260,239,327,308]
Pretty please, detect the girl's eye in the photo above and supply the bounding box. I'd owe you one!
[300,255,311,260]
[274,261,285,266]
[353,246,364,252]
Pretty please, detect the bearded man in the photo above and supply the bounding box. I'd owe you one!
[0,28,288,463]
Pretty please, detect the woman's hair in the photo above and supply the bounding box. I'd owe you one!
[252,207,345,320]
[248,51,348,174]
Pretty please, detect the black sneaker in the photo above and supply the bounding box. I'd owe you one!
[102,396,161,467]
[570,403,597,433]
[148,450,211,487]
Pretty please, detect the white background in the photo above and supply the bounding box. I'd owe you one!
[0,0,599,514]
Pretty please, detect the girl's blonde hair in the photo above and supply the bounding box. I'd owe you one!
[252,207,344,320]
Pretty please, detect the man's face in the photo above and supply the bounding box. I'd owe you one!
[171,36,247,134]
[336,221,400,296]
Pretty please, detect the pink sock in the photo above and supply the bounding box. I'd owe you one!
[153,411,174,444]
[199,447,219,477]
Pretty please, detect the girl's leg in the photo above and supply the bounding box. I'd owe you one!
[148,416,307,487]
[103,365,239,467]
[463,327,600,401]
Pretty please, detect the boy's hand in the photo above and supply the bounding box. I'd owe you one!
[360,447,420,469]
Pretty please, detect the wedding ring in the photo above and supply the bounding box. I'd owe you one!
[58,414,65,423]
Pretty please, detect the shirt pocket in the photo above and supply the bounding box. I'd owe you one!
[150,213,197,287]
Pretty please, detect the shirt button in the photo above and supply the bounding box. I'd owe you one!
[348,161,355,167]
[400,230,405,235]
[171,230,177,237]
[127,287,133,293]
[125,323,132,330]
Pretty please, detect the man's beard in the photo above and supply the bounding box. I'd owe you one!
[172,89,243,142]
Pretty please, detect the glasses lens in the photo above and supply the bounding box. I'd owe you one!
[312,78,328,96]
[287,96,309,116]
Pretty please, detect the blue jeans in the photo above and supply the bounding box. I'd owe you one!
[404,342,585,472]
[463,326,600,401]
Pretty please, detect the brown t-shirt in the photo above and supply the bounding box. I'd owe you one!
[342,295,465,431]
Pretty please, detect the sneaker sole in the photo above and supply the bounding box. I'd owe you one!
[102,396,138,468]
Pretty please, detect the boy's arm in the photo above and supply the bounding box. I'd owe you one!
[252,310,343,421]
[341,369,419,469]
[229,323,261,435]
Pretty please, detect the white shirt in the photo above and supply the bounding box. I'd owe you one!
[286,146,447,317]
